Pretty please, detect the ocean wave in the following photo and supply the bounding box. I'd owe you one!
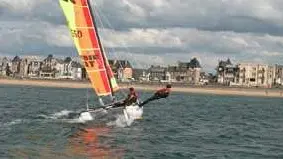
[0,119,24,128]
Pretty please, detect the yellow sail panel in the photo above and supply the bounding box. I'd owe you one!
[59,0,113,96]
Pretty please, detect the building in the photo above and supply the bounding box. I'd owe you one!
[109,60,133,81]
[267,65,275,87]
[148,65,167,81]
[18,58,30,77]
[61,60,82,80]
[55,57,72,79]
[28,59,42,78]
[0,57,12,76]
[132,68,148,81]
[11,56,21,76]
[168,58,201,84]
[216,58,238,85]
[70,62,82,80]
[199,72,209,85]
[167,66,186,82]
[38,54,82,79]
[54,59,65,79]
[40,54,62,78]
[274,64,283,86]
[236,63,274,87]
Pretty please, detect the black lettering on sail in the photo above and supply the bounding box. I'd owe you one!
[70,29,83,38]
[81,55,88,61]
[89,61,95,67]
[84,62,89,67]
[62,0,76,4]
[81,55,101,68]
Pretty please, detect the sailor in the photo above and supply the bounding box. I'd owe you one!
[139,84,172,106]
[154,84,172,98]
[111,87,138,108]
[123,87,138,106]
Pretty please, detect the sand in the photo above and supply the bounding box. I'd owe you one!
[0,78,282,98]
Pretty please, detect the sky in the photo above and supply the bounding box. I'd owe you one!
[1,0,283,72]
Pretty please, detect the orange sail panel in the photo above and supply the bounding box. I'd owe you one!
[59,0,118,96]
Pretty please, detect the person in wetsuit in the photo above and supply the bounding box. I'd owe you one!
[111,87,138,108]
[139,84,172,107]
[123,87,138,106]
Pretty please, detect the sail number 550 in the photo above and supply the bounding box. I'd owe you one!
[71,29,82,38]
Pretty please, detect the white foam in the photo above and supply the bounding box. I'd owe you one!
[105,106,143,127]
[107,114,130,128]
[124,105,143,120]
[78,111,93,122]
[36,114,50,119]
[1,119,24,128]
[41,106,143,127]
[51,110,73,119]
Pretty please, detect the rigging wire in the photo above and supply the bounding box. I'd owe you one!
[91,0,146,69]
[91,1,139,68]
[91,0,144,98]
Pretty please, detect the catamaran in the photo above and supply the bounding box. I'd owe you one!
[58,0,143,122]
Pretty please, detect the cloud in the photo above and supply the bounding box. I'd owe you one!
[43,24,73,47]
[0,0,64,24]
[101,27,283,55]
[0,20,73,56]
[2,0,283,35]
[0,0,38,13]
[91,0,283,35]
[0,0,283,73]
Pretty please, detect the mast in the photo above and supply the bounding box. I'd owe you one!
[86,88,89,111]
[87,0,114,98]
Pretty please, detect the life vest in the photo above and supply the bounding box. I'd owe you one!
[156,88,170,98]
[130,91,138,100]
[125,91,138,105]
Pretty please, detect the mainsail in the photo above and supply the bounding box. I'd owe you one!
[59,0,119,97]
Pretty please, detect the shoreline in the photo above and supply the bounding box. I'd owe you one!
[0,78,282,98]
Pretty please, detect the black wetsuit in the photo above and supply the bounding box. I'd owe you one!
[111,91,138,108]
[139,88,170,107]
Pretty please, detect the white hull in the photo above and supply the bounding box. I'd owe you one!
[79,105,143,123]
[124,105,143,120]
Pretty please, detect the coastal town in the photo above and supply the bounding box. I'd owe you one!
[0,55,283,88]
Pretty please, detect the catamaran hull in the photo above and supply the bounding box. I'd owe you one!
[124,105,143,120]
[79,105,143,122]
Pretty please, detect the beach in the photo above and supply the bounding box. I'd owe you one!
[0,78,282,98]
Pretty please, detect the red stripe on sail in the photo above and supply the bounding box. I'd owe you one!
[81,2,111,93]
[79,0,87,6]
[82,6,93,27]
[88,29,100,54]
[93,50,104,70]
[106,65,114,78]
[100,71,111,92]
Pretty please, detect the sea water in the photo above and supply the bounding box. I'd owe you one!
[0,85,283,158]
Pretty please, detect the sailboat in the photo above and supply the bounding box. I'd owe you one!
[58,0,143,122]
